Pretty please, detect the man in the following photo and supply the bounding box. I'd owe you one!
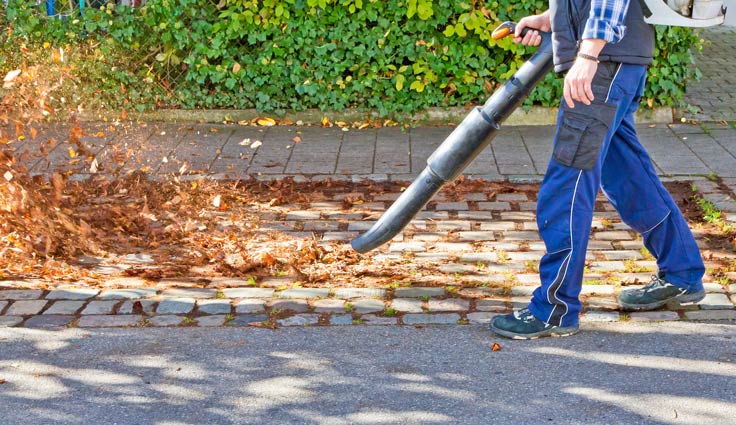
[490,0,706,339]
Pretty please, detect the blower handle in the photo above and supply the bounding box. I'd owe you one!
[491,21,538,40]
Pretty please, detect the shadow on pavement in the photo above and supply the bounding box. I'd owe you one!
[0,322,735,424]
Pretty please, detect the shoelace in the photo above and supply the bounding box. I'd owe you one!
[643,276,667,293]
[514,308,536,323]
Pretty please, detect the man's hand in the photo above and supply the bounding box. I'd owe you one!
[563,38,606,108]
[513,11,551,47]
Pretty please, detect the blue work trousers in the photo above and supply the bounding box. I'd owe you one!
[529,63,705,327]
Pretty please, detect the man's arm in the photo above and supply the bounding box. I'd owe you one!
[566,0,631,107]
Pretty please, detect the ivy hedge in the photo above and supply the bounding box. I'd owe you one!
[2,0,701,116]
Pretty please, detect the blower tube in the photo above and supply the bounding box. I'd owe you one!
[351,23,553,253]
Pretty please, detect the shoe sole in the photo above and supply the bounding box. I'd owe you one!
[490,324,580,340]
[618,290,706,311]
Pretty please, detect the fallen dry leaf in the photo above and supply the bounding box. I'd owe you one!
[256,117,276,127]
[491,342,502,352]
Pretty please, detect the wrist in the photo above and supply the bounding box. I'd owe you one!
[576,52,600,64]
[578,38,606,57]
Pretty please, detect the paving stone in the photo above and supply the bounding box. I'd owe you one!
[46,288,99,300]
[433,242,474,252]
[222,288,275,298]
[119,300,157,315]
[391,298,424,313]
[278,314,320,327]
[351,299,385,314]
[156,297,196,314]
[228,314,269,326]
[510,286,536,296]
[323,232,359,241]
[685,310,736,321]
[100,277,152,287]
[505,251,543,262]
[629,311,680,321]
[0,316,23,327]
[389,242,427,252]
[580,311,620,323]
[457,211,493,220]
[148,315,185,327]
[235,299,266,314]
[435,221,472,231]
[0,300,6,313]
[459,252,498,263]
[427,299,469,312]
[278,288,329,299]
[403,313,461,325]
[703,283,726,293]
[601,250,643,260]
[162,288,217,298]
[457,231,496,241]
[394,287,446,298]
[269,299,310,312]
[330,314,355,325]
[698,293,735,310]
[476,299,509,312]
[729,283,736,294]
[286,210,321,220]
[580,285,615,295]
[0,290,43,300]
[313,299,346,313]
[196,315,228,327]
[361,314,398,325]
[334,288,387,299]
[98,288,158,299]
[24,315,74,328]
[477,202,511,210]
[502,231,539,241]
[511,296,531,309]
[585,297,620,310]
[479,222,516,231]
[81,301,118,315]
[496,193,529,201]
[198,299,233,315]
[500,212,535,220]
[458,288,505,298]
[467,312,499,324]
[43,301,85,315]
[594,231,633,240]
[78,315,143,327]
[439,264,476,274]
[6,300,47,316]
[435,201,469,210]
[515,274,540,285]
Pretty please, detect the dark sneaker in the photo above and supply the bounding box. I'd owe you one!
[490,308,579,340]
[618,275,705,311]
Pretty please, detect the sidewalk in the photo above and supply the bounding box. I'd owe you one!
[683,27,736,122]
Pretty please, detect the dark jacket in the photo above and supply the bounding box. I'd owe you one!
[550,0,655,73]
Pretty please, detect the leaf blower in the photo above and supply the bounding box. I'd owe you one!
[351,7,730,254]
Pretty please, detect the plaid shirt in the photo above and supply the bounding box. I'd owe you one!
[582,0,630,43]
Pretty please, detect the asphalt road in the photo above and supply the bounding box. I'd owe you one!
[1,322,735,425]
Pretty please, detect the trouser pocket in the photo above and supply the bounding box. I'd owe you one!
[553,65,619,171]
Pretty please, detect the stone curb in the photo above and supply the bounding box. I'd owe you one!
[0,283,733,329]
[79,106,674,126]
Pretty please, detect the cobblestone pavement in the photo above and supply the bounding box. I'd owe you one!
[683,27,736,122]
[1,174,735,329]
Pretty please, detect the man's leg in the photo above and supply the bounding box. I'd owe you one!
[491,63,646,338]
[600,114,706,292]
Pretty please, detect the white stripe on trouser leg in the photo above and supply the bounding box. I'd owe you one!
[547,170,582,325]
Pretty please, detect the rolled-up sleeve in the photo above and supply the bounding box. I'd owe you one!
[582,0,630,44]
